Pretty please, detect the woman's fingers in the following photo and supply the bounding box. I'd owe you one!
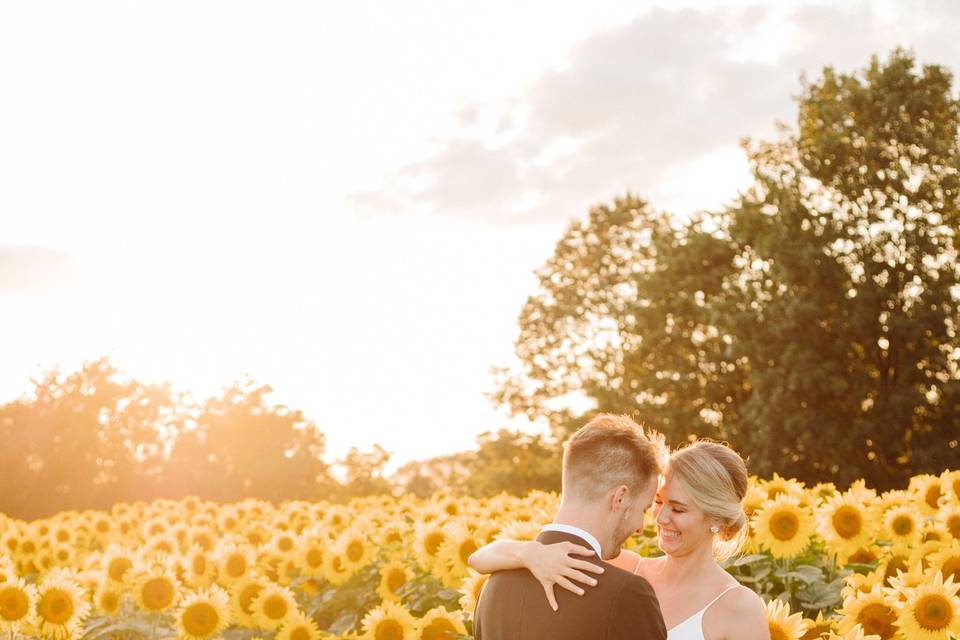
[565,543,596,556]
[570,559,605,574]
[541,581,559,612]
[555,576,585,596]
[564,569,598,586]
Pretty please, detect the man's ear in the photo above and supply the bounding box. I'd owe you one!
[610,484,630,511]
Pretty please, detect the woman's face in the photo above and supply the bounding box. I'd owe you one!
[653,473,715,557]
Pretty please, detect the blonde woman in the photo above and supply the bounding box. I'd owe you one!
[469,441,769,640]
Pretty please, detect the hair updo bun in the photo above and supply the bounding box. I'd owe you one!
[666,440,749,560]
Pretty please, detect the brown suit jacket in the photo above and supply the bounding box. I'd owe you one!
[473,530,666,640]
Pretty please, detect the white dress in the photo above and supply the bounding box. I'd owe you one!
[665,584,741,640]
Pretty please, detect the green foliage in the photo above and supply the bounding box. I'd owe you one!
[723,545,849,618]
[492,48,960,489]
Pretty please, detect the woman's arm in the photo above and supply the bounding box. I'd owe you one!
[468,539,605,611]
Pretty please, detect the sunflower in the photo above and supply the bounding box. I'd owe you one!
[811,482,839,504]
[909,474,945,515]
[377,560,413,603]
[142,533,180,561]
[215,542,257,586]
[753,495,816,559]
[174,585,231,640]
[378,521,408,549]
[131,562,181,613]
[494,520,543,542]
[188,526,217,553]
[765,598,806,640]
[294,538,326,580]
[93,580,123,616]
[338,529,375,573]
[229,574,269,628]
[826,624,882,639]
[181,544,217,589]
[894,570,959,640]
[435,522,481,588]
[941,470,960,504]
[457,570,488,619]
[97,545,133,586]
[242,522,273,548]
[323,506,351,533]
[276,609,322,640]
[0,556,17,585]
[269,530,300,559]
[322,550,353,586]
[842,546,881,567]
[908,540,945,573]
[278,556,302,586]
[250,582,299,631]
[882,563,927,603]
[361,601,417,640]
[413,523,447,573]
[0,577,38,636]
[34,568,92,640]
[800,610,838,639]
[414,606,466,640]
[837,585,901,640]
[818,493,874,558]
[50,543,76,568]
[938,504,960,540]
[762,473,807,501]
[880,505,920,546]
[928,539,960,584]
[878,545,913,587]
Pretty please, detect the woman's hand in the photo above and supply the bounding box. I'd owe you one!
[519,541,605,611]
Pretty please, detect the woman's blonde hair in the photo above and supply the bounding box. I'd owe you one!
[666,440,748,562]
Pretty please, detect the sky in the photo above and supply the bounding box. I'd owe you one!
[2,0,959,471]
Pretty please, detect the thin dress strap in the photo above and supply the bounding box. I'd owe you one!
[702,584,741,611]
[633,556,643,574]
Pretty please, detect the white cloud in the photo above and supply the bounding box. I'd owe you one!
[354,1,960,224]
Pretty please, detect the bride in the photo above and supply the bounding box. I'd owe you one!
[468,440,769,640]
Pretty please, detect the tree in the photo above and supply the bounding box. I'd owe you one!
[493,49,960,488]
[334,444,393,499]
[464,430,561,497]
[0,358,171,518]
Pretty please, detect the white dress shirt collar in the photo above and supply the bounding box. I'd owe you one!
[539,523,603,558]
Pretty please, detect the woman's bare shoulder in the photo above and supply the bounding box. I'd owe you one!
[710,586,767,639]
[607,548,642,572]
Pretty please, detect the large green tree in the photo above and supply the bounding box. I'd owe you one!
[493,49,960,488]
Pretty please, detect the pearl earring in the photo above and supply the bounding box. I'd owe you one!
[710,525,720,534]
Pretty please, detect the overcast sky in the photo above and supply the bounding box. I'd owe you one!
[2,0,958,470]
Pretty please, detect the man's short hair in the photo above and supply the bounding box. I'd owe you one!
[562,413,665,501]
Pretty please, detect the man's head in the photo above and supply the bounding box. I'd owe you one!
[560,414,666,558]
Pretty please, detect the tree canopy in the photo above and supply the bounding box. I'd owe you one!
[493,49,960,489]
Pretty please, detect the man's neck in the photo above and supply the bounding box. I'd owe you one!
[552,506,610,558]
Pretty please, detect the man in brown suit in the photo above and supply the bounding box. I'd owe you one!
[473,414,667,640]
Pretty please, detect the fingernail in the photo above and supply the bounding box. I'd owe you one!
[590,580,597,585]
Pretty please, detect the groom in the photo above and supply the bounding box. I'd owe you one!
[473,414,667,640]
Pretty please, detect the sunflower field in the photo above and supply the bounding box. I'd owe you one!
[1,469,959,640]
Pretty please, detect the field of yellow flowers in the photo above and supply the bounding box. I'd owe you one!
[1,469,959,640]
